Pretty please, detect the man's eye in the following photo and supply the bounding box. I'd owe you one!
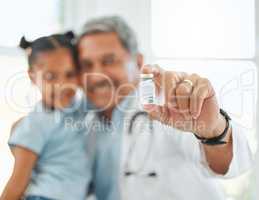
[102,57,115,66]
[81,61,93,71]
[66,70,77,79]
[44,72,56,81]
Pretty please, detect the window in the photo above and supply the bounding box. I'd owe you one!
[0,0,61,47]
[151,0,255,59]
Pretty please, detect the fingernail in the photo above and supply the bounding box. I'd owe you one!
[143,104,156,111]
[192,113,199,119]
[152,67,159,75]
[184,114,192,120]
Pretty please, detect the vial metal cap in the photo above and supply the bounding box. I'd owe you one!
[140,74,154,78]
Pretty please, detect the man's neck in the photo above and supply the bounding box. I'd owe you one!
[100,108,114,121]
[98,81,139,121]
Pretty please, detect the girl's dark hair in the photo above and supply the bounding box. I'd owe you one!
[19,31,79,70]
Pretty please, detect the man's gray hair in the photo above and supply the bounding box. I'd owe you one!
[79,16,139,56]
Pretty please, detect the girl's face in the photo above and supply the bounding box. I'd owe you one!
[29,48,79,110]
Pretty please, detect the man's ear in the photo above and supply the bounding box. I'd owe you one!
[28,69,36,85]
[136,53,144,69]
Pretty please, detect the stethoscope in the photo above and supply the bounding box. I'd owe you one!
[124,111,158,178]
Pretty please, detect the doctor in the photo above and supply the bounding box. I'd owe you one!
[77,16,252,200]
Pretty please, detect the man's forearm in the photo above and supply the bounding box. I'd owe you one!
[202,120,233,175]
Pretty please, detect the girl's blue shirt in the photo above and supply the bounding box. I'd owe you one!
[9,97,93,200]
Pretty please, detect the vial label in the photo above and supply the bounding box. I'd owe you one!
[139,79,156,105]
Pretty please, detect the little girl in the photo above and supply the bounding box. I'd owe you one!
[0,32,93,200]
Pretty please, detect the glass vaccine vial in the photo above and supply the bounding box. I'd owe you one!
[139,74,156,105]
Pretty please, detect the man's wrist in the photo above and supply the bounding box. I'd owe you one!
[211,112,232,143]
[196,114,226,139]
[212,114,227,137]
[194,109,232,145]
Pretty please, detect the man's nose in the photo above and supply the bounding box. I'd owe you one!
[92,63,105,74]
[58,74,72,83]
[89,64,108,81]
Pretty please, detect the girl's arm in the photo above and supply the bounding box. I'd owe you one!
[0,146,38,200]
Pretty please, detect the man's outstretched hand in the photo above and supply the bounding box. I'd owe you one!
[141,64,227,139]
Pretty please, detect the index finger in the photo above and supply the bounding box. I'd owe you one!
[141,64,163,77]
[140,64,164,97]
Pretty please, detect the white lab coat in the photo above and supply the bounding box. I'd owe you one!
[118,97,253,200]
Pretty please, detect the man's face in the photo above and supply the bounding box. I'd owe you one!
[78,32,140,112]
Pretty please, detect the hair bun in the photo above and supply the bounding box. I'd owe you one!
[19,36,32,49]
[64,31,75,41]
